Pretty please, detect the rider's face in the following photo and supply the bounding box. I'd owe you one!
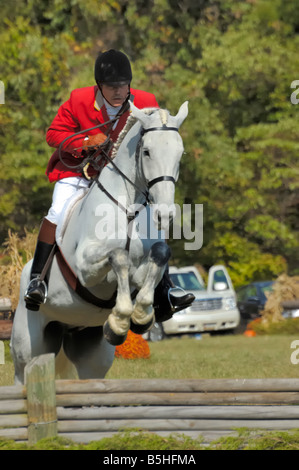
[101,83,129,107]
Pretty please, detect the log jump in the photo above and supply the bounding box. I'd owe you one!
[1,354,299,444]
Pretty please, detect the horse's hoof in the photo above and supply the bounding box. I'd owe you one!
[103,321,127,346]
[130,318,154,335]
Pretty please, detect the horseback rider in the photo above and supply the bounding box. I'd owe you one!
[24,49,194,319]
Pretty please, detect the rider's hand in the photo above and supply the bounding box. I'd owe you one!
[83,133,108,149]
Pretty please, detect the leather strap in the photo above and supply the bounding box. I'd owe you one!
[147,175,175,189]
[39,244,57,282]
[140,126,178,190]
[142,126,178,134]
[38,218,57,244]
[56,247,117,309]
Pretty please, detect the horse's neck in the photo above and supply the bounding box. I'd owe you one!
[112,144,137,187]
[100,121,142,202]
[112,120,141,180]
[85,121,143,214]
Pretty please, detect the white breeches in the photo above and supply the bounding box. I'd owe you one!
[46,177,90,225]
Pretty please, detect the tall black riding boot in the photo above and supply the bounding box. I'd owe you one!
[154,268,195,323]
[24,218,57,311]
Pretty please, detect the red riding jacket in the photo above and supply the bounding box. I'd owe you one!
[46,86,159,182]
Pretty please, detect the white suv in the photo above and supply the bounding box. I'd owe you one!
[146,265,240,341]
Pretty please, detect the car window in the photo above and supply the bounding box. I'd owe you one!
[212,269,229,290]
[237,287,247,302]
[170,272,204,291]
[246,285,258,298]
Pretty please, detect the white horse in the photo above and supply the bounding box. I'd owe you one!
[11,101,188,384]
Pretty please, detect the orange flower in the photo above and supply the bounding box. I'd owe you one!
[243,329,257,337]
[115,330,151,359]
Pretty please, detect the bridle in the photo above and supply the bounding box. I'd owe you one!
[95,124,180,250]
[96,124,180,208]
[139,126,179,190]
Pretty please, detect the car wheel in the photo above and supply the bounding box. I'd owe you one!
[148,322,164,342]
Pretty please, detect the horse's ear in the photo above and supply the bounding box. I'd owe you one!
[129,101,151,127]
[175,101,188,128]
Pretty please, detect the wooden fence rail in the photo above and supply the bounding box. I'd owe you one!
[0,384,27,442]
[1,353,299,444]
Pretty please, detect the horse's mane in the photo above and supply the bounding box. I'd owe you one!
[111,107,169,159]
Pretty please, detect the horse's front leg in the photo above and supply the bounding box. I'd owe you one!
[75,242,112,288]
[103,248,134,345]
[131,242,171,334]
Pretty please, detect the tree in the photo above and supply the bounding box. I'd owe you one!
[0,0,298,286]
[0,15,73,239]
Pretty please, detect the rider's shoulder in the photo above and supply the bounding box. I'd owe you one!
[130,88,159,108]
[68,85,97,102]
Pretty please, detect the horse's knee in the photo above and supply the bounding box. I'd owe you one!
[108,248,133,312]
[108,248,130,271]
[149,242,171,267]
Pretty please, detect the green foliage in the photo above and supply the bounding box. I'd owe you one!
[0,13,73,239]
[251,318,299,336]
[1,0,298,283]
[203,231,287,287]
[2,428,299,450]
[86,428,204,450]
[210,428,299,450]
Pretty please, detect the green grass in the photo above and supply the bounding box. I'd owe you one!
[2,333,299,386]
[106,333,299,380]
[0,340,14,386]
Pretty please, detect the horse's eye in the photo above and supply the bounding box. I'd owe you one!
[143,149,150,157]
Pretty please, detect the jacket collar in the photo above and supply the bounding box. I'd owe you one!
[94,88,104,111]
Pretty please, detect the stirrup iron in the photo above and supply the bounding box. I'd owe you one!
[24,278,48,304]
[168,286,188,312]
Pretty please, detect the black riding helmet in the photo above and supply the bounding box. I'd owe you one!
[94,49,132,87]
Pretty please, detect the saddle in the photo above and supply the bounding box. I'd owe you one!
[35,190,119,310]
